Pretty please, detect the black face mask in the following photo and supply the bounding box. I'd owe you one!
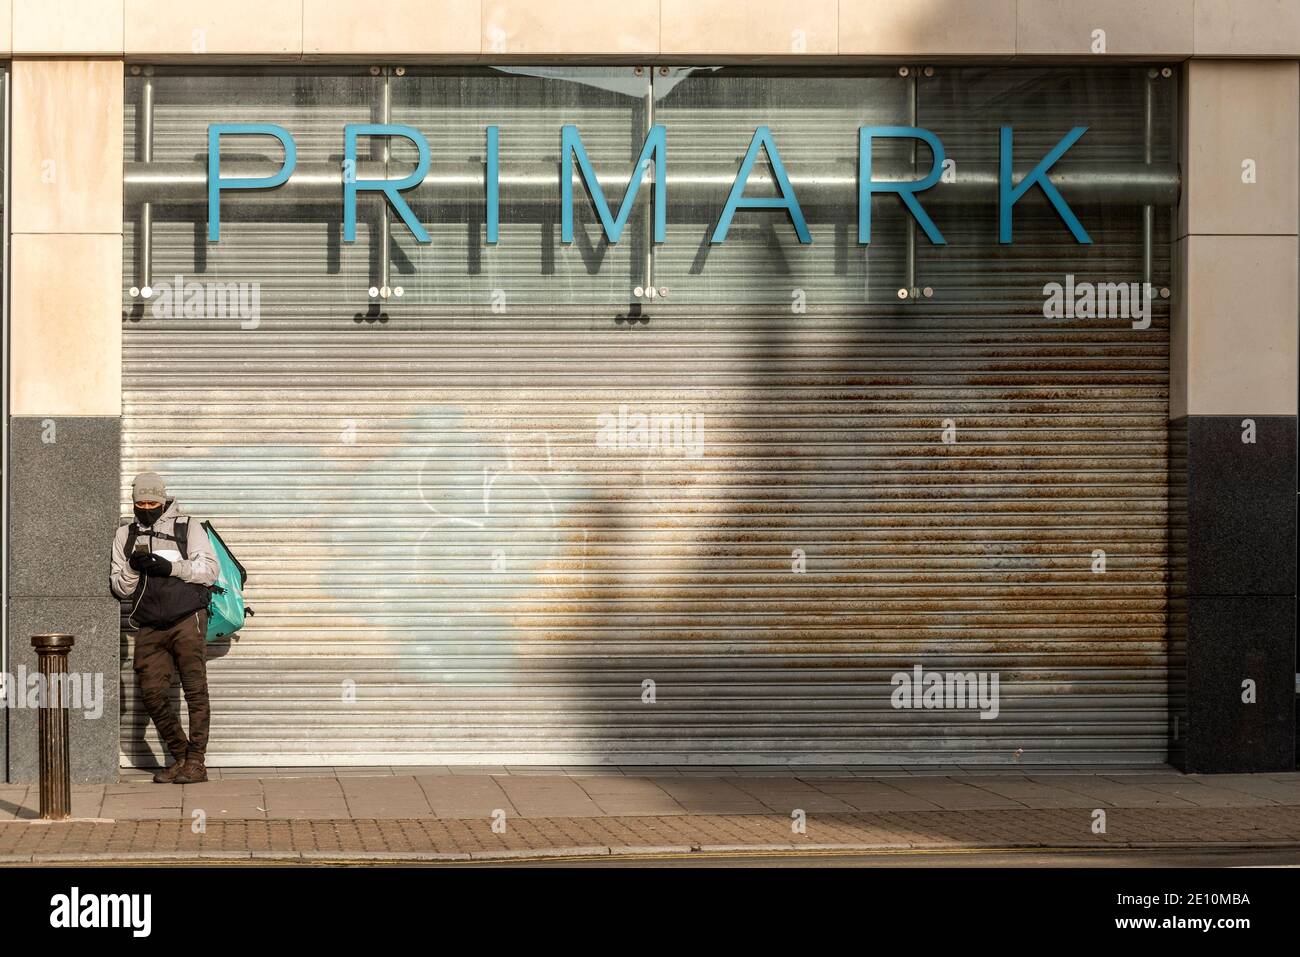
[134,503,165,528]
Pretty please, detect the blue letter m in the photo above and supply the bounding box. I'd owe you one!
[562,124,666,244]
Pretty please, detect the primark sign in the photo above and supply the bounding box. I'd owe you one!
[205,122,1095,247]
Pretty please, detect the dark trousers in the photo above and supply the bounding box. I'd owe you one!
[134,608,210,763]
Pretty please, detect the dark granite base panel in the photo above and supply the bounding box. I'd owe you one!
[5,598,123,784]
[1172,596,1296,773]
[1170,415,1297,597]
[1167,415,1297,773]
[6,415,122,784]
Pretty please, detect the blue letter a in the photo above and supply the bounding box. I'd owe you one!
[712,126,810,245]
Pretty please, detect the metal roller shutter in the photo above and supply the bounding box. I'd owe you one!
[120,66,1174,767]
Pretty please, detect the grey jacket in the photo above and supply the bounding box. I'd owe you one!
[110,499,220,600]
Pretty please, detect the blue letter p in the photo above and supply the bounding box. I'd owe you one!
[208,124,297,242]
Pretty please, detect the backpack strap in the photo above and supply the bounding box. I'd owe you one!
[125,517,190,559]
[173,517,190,560]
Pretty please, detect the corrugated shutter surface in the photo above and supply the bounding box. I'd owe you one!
[121,67,1173,766]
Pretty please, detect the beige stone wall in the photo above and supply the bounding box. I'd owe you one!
[0,0,1297,58]
[12,0,124,55]
[1173,60,1299,417]
[7,60,123,416]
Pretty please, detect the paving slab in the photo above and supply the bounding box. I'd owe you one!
[573,776,688,816]
[493,775,606,817]
[99,796,182,817]
[728,778,858,813]
[339,777,435,819]
[339,776,427,798]
[882,777,1023,810]
[1195,774,1300,804]
[100,803,182,821]
[259,779,349,819]
[414,774,516,819]
[643,777,772,814]
[262,778,344,799]
[184,799,268,821]
[181,779,265,796]
[961,776,1098,808]
[799,780,946,812]
[1096,776,1275,808]
[1025,775,1197,808]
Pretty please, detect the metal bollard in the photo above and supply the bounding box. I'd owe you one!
[31,634,75,820]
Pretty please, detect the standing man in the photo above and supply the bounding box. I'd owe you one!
[110,472,219,784]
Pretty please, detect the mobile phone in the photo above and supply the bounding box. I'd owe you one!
[133,540,150,555]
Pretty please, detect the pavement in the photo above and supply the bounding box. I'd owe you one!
[1,765,1298,864]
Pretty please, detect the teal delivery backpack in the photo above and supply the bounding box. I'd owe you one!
[200,521,253,642]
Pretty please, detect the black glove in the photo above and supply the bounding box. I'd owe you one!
[129,552,173,577]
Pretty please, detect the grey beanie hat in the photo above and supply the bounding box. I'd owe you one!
[131,471,168,503]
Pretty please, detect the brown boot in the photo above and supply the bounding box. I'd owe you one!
[152,754,188,784]
[173,756,208,784]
